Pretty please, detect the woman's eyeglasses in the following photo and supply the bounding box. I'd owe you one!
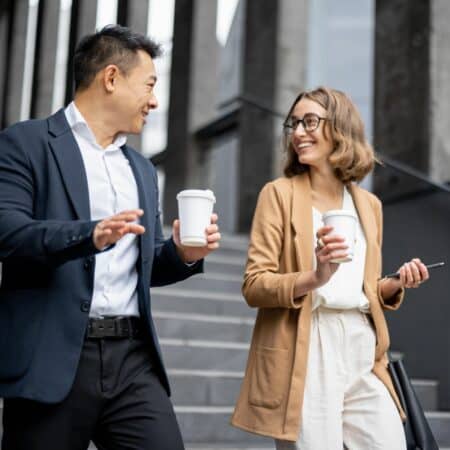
[283,113,328,134]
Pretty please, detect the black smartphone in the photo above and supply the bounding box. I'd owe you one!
[384,262,445,279]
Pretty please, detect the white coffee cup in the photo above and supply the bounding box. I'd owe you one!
[176,189,216,247]
[322,209,357,263]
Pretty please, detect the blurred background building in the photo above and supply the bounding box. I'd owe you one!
[0,0,449,448]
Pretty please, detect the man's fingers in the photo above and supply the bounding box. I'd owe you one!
[207,232,221,243]
[100,220,127,230]
[116,209,144,217]
[206,224,219,234]
[126,224,146,234]
[109,213,142,223]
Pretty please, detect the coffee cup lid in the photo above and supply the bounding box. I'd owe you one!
[176,189,216,203]
[322,209,357,220]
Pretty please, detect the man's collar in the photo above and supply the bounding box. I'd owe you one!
[64,101,127,149]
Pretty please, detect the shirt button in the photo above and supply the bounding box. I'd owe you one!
[80,301,90,313]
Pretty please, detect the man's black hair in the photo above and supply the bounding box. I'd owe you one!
[73,25,162,90]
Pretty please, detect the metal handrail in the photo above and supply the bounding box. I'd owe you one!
[221,94,450,195]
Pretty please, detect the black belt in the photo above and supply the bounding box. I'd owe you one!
[86,316,142,339]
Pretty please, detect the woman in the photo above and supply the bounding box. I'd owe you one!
[231,87,429,450]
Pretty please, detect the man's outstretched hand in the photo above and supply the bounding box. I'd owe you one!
[172,213,221,263]
[93,209,145,250]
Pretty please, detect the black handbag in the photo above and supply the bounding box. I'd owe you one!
[388,355,439,450]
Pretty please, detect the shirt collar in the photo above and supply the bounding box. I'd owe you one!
[64,101,127,150]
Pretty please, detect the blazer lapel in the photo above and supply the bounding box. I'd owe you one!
[349,183,389,356]
[48,109,90,220]
[121,146,153,262]
[291,173,314,271]
[348,183,377,290]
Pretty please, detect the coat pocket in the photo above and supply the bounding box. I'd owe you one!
[249,346,290,409]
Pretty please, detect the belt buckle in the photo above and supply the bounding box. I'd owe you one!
[116,317,130,337]
[89,318,111,338]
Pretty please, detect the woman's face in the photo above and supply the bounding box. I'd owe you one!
[288,98,333,169]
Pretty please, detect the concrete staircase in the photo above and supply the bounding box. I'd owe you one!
[151,234,450,449]
[153,235,274,449]
[1,234,449,449]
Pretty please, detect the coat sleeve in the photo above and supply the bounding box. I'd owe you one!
[242,182,305,309]
[0,128,102,265]
[374,195,404,310]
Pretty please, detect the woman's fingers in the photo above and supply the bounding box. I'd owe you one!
[317,250,348,264]
[399,259,429,288]
[316,240,348,263]
[316,226,333,240]
[416,260,430,282]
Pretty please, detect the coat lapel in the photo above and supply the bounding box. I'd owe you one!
[291,173,314,271]
[48,109,90,220]
[121,146,153,262]
[348,183,377,287]
[349,183,389,357]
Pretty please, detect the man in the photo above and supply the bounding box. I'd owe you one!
[0,25,220,450]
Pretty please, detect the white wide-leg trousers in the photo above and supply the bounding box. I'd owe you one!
[275,307,406,450]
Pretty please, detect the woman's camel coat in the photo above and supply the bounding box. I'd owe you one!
[231,173,405,441]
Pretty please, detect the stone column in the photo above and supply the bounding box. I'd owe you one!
[3,0,31,126]
[236,0,280,232]
[272,0,309,177]
[65,0,98,104]
[0,1,12,128]
[118,0,150,153]
[118,0,149,35]
[164,0,218,223]
[32,0,61,118]
[374,0,450,410]
[374,0,433,195]
[430,0,450,183]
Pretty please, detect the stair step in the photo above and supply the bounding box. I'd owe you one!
[177,408,450,446]
[426,411,450,447]
[411,379,439,411]
[161,338,249,371]
[167,370,439,411]
[170,272,243,294]
[168,369,244,406]
[204,255,246,275]
[175,406,272,444]
[154,311,254,342]
[151,288,255,318]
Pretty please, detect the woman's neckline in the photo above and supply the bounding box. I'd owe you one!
[312,186,349,215]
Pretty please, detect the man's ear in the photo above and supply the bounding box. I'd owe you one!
[103,64,120,93]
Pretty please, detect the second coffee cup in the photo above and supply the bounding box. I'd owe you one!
[176,189,216,247]
[322,210,357,263]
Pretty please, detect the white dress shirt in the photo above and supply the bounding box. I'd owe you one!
[65,102,140,318]
[312,187,370,311]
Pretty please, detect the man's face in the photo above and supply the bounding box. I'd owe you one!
[113,50,158,134]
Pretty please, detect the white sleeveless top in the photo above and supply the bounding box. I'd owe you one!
[312,187,370,312]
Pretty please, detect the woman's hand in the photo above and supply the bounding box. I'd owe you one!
[384,258,430,292]
[314,225,348,287]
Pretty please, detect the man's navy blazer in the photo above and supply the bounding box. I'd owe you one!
[0,109,202,403]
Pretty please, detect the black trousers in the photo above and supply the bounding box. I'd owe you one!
[2,336,184,450]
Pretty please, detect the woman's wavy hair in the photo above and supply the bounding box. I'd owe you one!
[283,86,376,183]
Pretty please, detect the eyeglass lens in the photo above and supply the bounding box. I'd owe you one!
[285,113,320,132]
